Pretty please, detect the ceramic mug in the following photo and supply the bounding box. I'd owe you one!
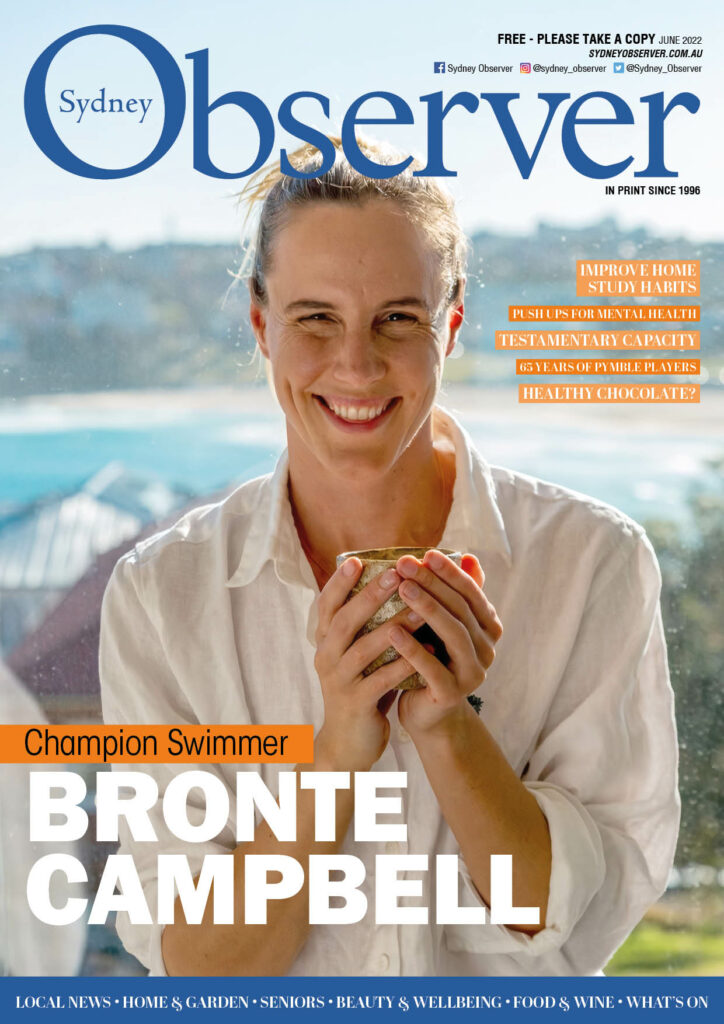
[335,547,463,689]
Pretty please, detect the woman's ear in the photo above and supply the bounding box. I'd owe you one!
[444,276,465,357]
[249,299,269,358]
[445,301,464,357]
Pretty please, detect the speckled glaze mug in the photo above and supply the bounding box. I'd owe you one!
[335,547,463,690]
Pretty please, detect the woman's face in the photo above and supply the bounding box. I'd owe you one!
[250,199,463,480]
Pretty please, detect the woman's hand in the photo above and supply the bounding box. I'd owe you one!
[313,558,418,772]
[390,550,503,738]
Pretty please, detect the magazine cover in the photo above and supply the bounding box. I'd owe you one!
[1,0,722,1017]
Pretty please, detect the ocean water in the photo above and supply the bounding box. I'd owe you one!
[0,399,721,530]
[0,412,284,508]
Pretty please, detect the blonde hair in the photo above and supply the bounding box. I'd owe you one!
[236,136,468,313]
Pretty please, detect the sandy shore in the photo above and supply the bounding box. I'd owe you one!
[3,384,722,438]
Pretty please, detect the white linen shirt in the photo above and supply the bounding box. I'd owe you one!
[99,407,679,977]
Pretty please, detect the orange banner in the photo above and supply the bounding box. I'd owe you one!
[509,306,700,323]
[0,725,314,764]
[495,331,700,350]
[519,384,699,403]
[516,359,700,376]
[576,260,700,298]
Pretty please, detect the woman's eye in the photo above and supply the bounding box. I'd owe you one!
[298,313,339,329]
[384,312,415,323]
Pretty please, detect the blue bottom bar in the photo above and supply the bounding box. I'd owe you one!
[1,977,722,1020]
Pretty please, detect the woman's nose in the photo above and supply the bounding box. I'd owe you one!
[332,327,385,385]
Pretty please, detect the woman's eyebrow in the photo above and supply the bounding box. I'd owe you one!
[284,300,336,313]
[284,297,431,314]
[378,296,430,307]
[380,296,431,312]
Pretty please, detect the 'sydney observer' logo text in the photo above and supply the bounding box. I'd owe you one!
[24,24,700,181]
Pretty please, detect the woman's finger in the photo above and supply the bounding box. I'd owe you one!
[397,580,480,681]
[316,557,363,639]
[414,551,503,640]
[397,554,476,632]
[317,559,402,653]
[387,626,457,700]
[335,605,423,680]
[363,651,419,698]
[461,552,484,588]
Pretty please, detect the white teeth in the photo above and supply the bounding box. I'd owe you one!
[326,400,390,422]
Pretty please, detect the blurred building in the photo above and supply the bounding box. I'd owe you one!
[7,482,224,724]
[0,462,192,658]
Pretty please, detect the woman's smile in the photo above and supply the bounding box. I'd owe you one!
[313,394,400,431]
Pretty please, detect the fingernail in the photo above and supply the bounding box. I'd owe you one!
[389,626,405,643]
[426,550,444,570]
[398,558,418,578]
[407,610,423,625]
[380,569,400,589]
[343,558,359,577]
[401,581,420,600]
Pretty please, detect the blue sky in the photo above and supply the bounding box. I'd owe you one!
[3,0,720,252]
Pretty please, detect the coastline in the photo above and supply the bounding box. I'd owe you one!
[1,383,722,438]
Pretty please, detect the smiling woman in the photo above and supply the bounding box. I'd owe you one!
[99,137,679,979]
[241,138,468,584]
[249,197,461,570]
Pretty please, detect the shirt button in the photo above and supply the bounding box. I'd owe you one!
[385,841,401,854]
[375,953,390,973]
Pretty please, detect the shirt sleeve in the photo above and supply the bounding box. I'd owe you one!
[446,527,680,971]
[99,552,239,976]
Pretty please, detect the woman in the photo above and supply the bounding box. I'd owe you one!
[100,138,679,977]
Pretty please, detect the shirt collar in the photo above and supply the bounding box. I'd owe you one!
[226,405,511,589]
[436,406,512,567]
[226,448,314,589]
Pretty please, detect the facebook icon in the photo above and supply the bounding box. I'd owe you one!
[434,61,446,73]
